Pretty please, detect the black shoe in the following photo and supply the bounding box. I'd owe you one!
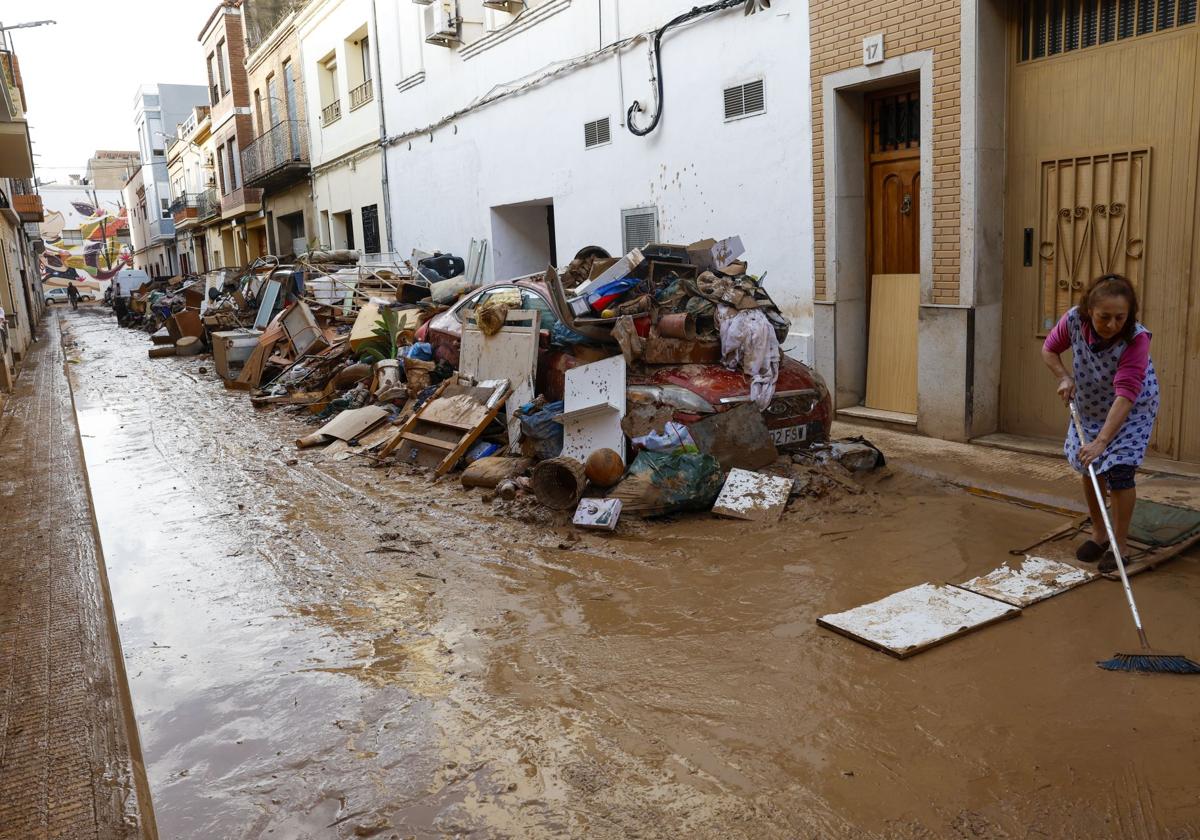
[1098,549,1126,574]
[1076,539,1108,562]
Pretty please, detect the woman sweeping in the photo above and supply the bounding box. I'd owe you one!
[1042,274,1159,573]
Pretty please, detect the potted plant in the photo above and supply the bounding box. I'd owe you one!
[359,308,404,398]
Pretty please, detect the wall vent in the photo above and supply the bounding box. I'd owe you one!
[584,117,611,148]
[621,206,658,253]
[723,79,766,121]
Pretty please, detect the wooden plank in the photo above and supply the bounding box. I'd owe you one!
[817,583,1021,659]
[864,273,919,413]
[401,431,459,450]
[954,555,1097,607]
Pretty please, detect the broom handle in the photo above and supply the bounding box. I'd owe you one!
[1070,402,1150,649]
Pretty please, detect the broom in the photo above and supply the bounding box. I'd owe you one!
[1070,402,1200,674]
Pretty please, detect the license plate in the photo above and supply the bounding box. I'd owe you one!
[769,424,807,446]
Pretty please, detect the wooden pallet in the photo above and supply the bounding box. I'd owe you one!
[1012,514,1200,579]
[379,380,509,476]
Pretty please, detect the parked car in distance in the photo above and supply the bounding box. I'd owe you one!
[417,278,833,448]
[44,286,94,305]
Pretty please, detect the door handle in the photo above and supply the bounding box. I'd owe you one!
[900,194,912,216]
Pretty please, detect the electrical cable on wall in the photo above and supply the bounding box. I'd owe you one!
[627,0,771,137]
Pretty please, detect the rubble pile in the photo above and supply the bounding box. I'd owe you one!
[109,237,882,530]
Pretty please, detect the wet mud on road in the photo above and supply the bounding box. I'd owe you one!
[59,307,1200,838]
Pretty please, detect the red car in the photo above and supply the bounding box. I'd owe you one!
[416,279,832,449]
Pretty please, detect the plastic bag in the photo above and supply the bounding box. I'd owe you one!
[607,450,724,516]
[632,421,698,454]
[517,401,564,460]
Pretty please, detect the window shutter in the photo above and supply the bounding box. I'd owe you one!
[724,79,765,120]
[584,117,611,148]
[621,207,658,253]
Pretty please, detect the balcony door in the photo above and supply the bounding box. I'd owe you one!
[284,60,300,159]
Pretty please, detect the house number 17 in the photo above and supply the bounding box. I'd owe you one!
[863,33,884,66]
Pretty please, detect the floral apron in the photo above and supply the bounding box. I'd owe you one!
[1063,307,1159,475]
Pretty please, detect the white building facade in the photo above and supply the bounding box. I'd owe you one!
[296,0,390,257]
[132,83,211,277]
[376,0,814,354]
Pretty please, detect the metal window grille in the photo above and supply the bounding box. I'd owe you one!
[621,207,658,254]
[584,117,611,148]
[723,79,765,121]
[1020,0,1194,59]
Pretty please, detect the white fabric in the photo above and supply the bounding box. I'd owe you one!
[716,304,780,410]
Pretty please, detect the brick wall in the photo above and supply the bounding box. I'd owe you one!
[811,0,961,305]
[204,9,251,127]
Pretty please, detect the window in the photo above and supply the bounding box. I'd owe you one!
[266,73,279,126]
[207,53,219,104]
[254,88,264,134]
[360,36,371,80]
[723,79,765,121]
[161,197,170,219]
[1019,0,1196,60]
[319,55,341,125]
[347,32,373,111]
[621,207,658,253]
[229,139,240,190]
[217,38,230,95]
[583,117,611,148]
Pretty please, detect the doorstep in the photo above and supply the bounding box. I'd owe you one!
[973,432,1200,481]
[836,404,918,428]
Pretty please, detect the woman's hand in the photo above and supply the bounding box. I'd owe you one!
[1056,376,1076,404]
[1079,436,1109,467]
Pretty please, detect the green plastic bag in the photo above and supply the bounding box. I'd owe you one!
[608,450,724,516]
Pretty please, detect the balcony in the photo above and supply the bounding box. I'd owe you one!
[171,194,201,228]
[149,217,175,243]
[0,51,33,177]
[321,99,341,127]
[198,188,221,221]
[221,186,263,220]
[241,120,310,191]
[349,80,373,112]
[12,193,43,222]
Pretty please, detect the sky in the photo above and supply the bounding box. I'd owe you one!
[5,0,215,184]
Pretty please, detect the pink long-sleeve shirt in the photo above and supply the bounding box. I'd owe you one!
[1043,310,1152,402]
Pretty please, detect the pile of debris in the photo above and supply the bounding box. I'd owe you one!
[116,237,883,531]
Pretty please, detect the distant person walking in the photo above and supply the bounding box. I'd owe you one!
[66,282,80,311]
[1042,274,1159,573]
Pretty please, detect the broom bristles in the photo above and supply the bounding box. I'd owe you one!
[1097,653,1200,674]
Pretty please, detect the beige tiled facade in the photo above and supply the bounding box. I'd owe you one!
[811,0,961,304]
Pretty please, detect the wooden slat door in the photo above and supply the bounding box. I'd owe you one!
[1002,24,1200,462]
[865,87,921,413]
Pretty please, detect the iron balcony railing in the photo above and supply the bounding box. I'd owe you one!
[149,217,175,242]
[171,193,201,226]
[198,188,221,221]
[321,99,341,126]
[241,120,310,186]
[349,79,373,111]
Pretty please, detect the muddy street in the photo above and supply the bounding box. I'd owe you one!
[53,306,1200,838]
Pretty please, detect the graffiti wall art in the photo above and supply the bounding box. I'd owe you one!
[38,195,132,289]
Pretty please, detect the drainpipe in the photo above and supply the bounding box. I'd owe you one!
[370,0,395,258]
[614,0,626,126]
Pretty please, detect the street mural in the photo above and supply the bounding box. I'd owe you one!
[38,197,132,290]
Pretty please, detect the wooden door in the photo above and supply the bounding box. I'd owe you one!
[865,88,920,414]
[1002,5,1200,462]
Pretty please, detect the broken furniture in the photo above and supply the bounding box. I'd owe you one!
[380,379,510,476]
[459,308,539,454]
[296,405,390,449]
[558,355,626,464]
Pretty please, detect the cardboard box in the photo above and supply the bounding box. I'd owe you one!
[686,236,745,272]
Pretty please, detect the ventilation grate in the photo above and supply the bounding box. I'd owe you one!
[584,117,611,148]
[621,207,658,254]
[723,79,765,121]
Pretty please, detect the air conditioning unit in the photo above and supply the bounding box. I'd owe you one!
[482,0,522,11]
[424,0,460,46]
